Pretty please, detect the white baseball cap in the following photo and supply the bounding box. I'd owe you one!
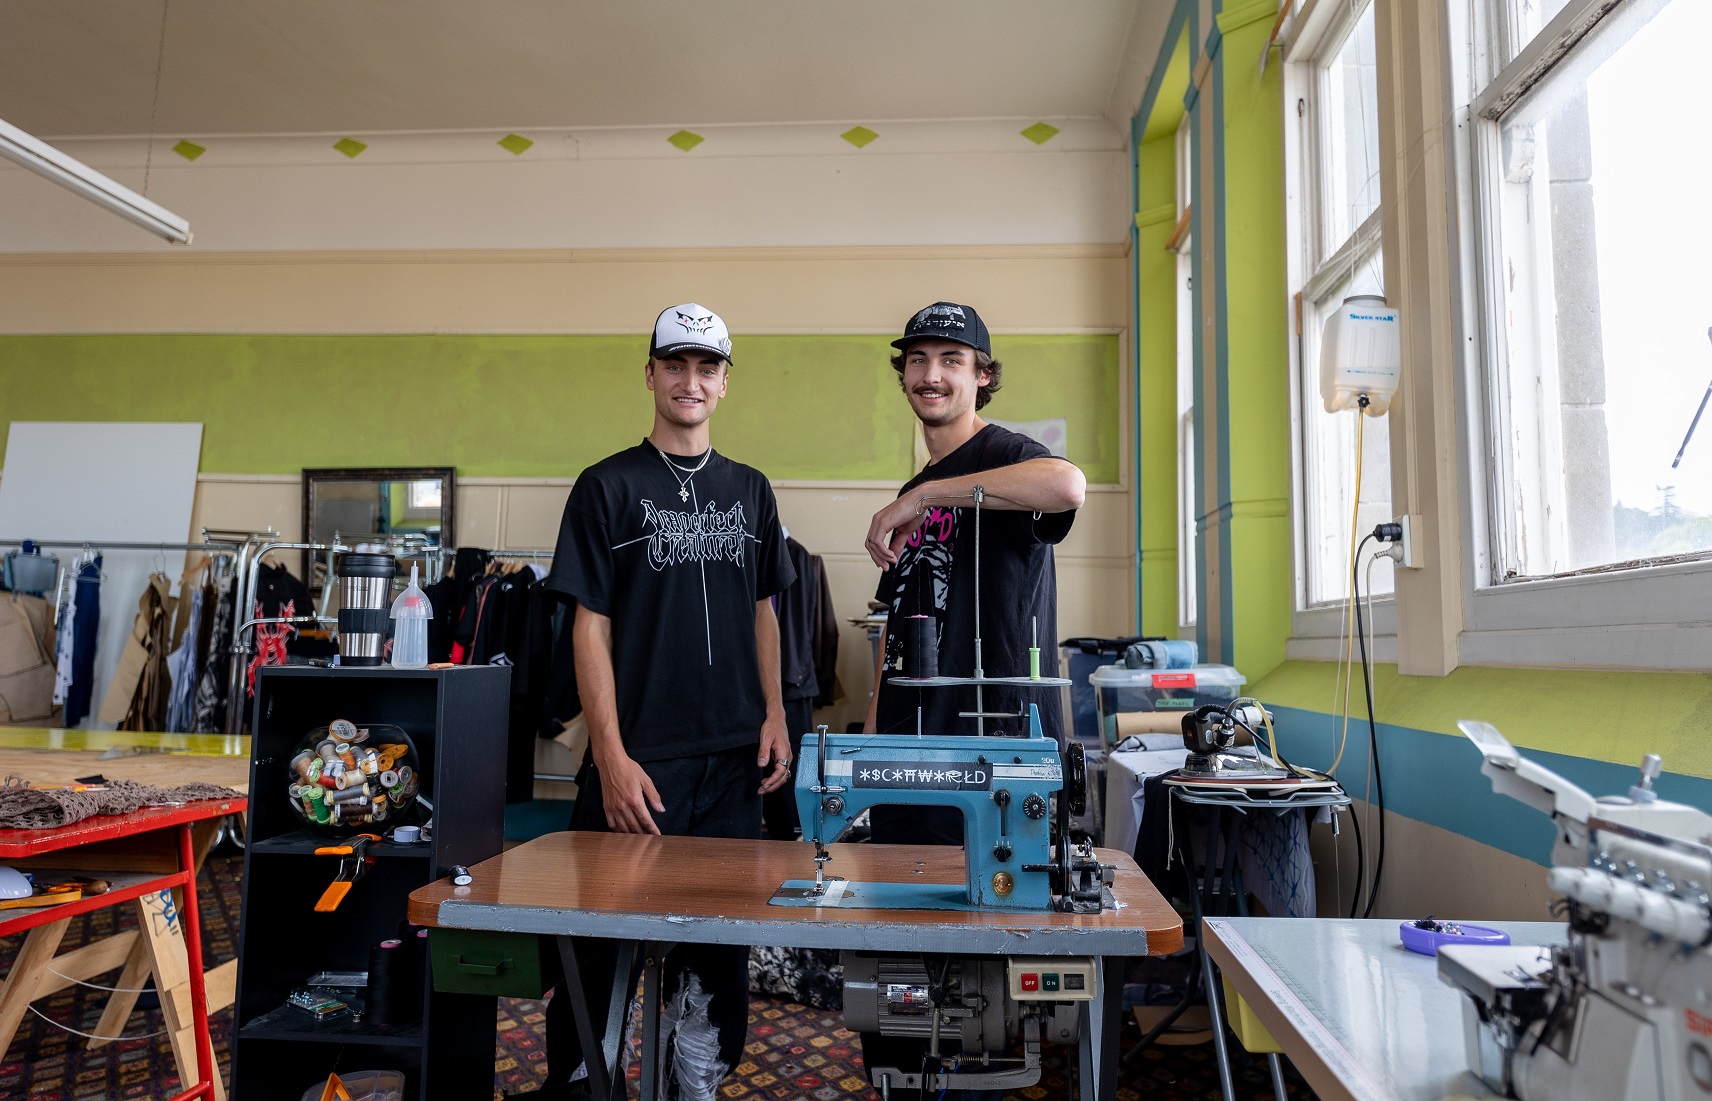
[651,303,733,363]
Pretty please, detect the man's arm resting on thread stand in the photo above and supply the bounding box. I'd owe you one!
[865,457,1085,568]
[755,599,792,795]
[573,604,664,834]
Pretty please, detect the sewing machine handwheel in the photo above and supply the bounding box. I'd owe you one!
[1063,743,1088,818]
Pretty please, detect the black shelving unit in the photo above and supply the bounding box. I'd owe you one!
[231,665,510,1101]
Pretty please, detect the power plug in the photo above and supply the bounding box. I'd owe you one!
[1370,516,1418,568]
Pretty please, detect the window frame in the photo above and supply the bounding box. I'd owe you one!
[1452,0,1712,670]
[1172,112,1198,634]
[1281,0,1398,648]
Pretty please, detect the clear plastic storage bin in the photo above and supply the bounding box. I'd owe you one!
[1089,663,1247,748]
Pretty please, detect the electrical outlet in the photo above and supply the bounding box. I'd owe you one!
[1395,515,1419,569]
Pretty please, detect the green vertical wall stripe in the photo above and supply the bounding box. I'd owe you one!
[0,333,1120,481]
[1210,0,1237,666]
[1136,134,1181,638]
[1191,2,1218,664]
[1218,2,1292,681]
[1131,111,1146,633]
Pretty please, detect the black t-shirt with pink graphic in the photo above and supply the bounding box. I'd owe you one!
[872,424,1076,745]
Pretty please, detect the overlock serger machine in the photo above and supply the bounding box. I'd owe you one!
[1438,720,1712,1100]
[767,486,1117,1095]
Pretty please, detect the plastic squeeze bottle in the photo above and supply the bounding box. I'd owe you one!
[389,564,432,669]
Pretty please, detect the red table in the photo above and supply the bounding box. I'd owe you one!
[0,797,245,1101]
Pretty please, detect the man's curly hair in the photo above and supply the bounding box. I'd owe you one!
[890,347,1004,411]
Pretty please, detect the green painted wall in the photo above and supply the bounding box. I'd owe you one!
[1253,660,1712,780]
[0,333,1120,481]
[1218,1,1294,682]
[1137,134,1181,639]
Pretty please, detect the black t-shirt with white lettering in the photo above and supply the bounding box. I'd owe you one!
[545,441,795,763]
[873,424,1076,743]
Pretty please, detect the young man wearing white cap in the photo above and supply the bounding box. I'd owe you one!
[540,303,795,1100]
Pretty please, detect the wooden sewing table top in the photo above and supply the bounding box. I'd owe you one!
[410,832,1183,957]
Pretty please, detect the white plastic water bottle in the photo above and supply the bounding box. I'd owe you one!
[389,563,432,669]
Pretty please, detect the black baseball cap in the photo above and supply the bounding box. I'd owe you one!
[890,301,991,357]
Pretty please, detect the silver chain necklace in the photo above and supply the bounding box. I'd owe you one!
[656,445,712,502]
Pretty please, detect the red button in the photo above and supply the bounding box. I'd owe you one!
[1020,973,1039,992]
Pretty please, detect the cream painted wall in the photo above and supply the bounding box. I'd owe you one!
[0,245,1129,336]
[187,474,1136,737]
[0,122,1131,254]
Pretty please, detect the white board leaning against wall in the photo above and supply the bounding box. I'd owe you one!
[0,422,204,729]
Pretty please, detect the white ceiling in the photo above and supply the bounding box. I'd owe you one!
[0,0,1168,138]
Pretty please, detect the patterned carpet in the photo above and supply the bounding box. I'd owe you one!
[0,854,1316,1101]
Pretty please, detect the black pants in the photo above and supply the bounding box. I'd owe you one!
[544,745,761,1099]
[759,697,815,839]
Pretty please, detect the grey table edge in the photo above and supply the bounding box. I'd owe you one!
[428,898,1168,956]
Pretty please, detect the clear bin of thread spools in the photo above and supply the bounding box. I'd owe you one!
[1089,663,1247,749]
[285,720,422,830]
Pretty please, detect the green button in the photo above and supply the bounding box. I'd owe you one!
[1042,973,1060,992]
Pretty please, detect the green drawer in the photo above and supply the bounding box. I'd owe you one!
[429,929,552,998]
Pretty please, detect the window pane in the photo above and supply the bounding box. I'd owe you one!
[1509,0,1575,52]
[1303,255,1393,605]
[1491,0,1712,578]
[1318,3,1381,257]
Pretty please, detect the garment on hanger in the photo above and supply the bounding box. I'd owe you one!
[423,548,489,664]
[63,555,102,728]
[98,573,174,730]
[0,593,58,725]
[808,550,839,709]
[53,578,77,708]
[190,572,236,734]
[778,537,823,706]
[163,560,209,733]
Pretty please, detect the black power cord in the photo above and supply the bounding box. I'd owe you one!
[1352,527,1400,919]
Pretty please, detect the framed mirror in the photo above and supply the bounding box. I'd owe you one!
[301,467,455,588]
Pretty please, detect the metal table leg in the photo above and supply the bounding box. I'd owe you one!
[640,948,663,1101]
[555,936,639,1101]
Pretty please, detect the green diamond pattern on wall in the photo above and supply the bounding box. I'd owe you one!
[1020,122,1061,145]
[841,126,879,148]
[497,133,534,156]
[334,137,369,158]
[172,140,206,162]
[667,129,705,152]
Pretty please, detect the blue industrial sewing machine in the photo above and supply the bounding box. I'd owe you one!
[772,705,1113,914]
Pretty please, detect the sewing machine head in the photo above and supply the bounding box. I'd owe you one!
[791,705,1108,912]
[1439,722,1712,1100]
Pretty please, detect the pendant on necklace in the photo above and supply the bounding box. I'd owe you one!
[678,486,689,502]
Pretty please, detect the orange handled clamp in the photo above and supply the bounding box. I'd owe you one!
[313,833,382,912]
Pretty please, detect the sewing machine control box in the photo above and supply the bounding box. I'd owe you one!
[1007,958,1097,1001]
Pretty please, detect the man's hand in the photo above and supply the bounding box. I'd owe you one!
[757,712,792,794]
[596,751,665,835]
[865,493,925,569]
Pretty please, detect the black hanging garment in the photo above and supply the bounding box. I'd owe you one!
[191,575,236,734]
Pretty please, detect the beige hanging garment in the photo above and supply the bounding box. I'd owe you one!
[0,594,58,724]
[97,574,175,728]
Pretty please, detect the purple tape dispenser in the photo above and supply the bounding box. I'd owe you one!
[1400,917,1511,956]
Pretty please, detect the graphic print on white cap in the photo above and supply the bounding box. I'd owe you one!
[651,303,734,363]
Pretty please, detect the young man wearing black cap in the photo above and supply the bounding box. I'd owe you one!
[541,303,796,1101]
[859,301,1085,1097]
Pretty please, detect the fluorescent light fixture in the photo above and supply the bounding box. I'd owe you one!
[0,116,192,244]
